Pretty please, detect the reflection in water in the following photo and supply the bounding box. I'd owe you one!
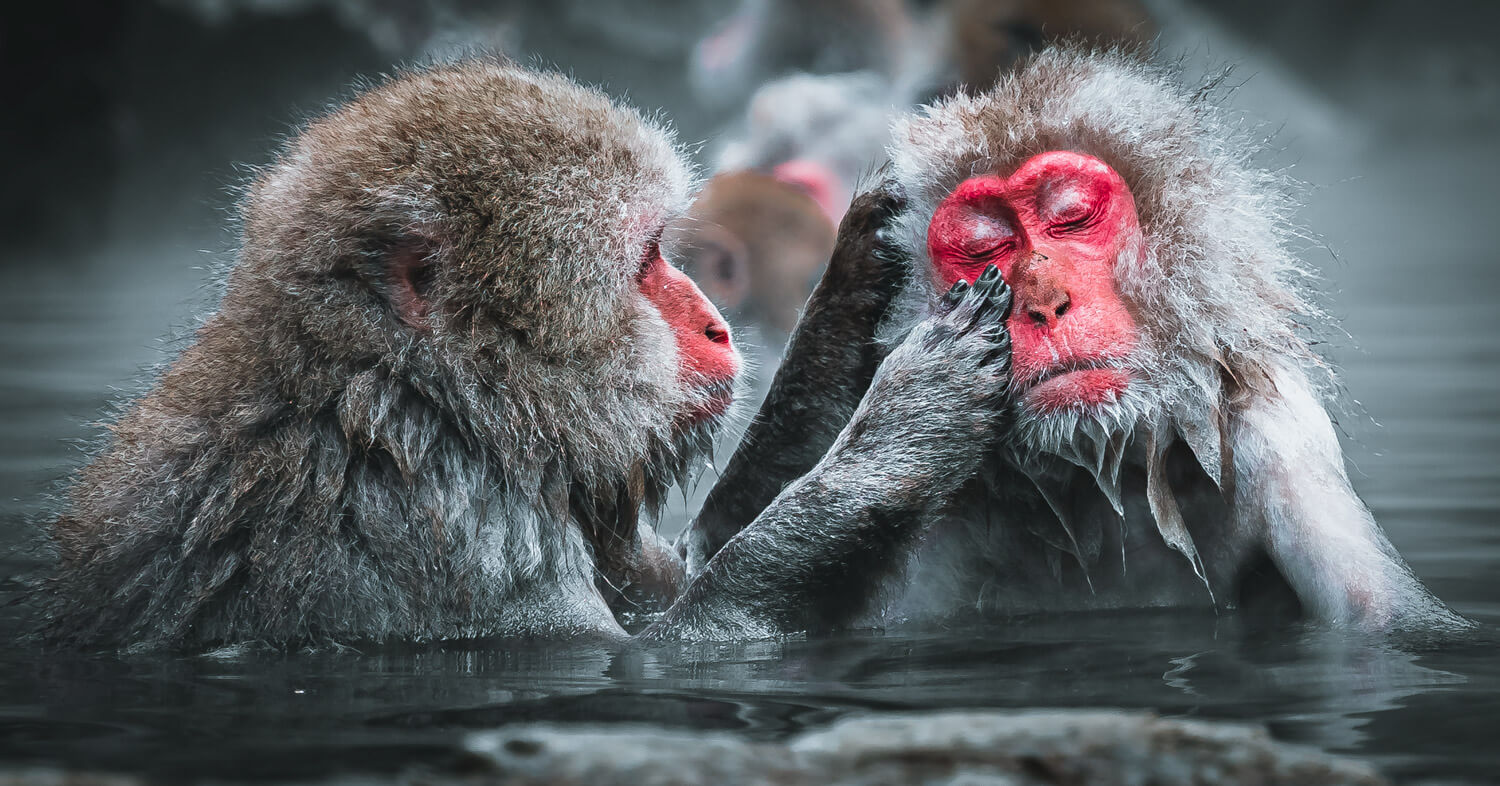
[0,619,1493,780]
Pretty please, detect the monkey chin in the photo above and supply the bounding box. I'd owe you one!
[681,379,738,427]
[1022,368,1131,415]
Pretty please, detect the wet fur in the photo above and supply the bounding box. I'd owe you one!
[44,59,718,650]
[877,48,1469,637]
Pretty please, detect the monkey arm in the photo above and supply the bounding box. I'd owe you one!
[648,272,1013,640]
[1231,366,1473,637]
[676,184,911,574]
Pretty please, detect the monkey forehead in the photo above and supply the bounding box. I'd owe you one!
[681,170,832,239]
[936,151,1134,215]
[249,60,692,263]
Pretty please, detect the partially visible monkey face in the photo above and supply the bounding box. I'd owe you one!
[668,170,837,337]
[637,236,741,422]
[927,151,1141,415]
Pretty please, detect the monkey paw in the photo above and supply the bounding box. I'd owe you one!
[842,265,1014,472]
[822,179,910,313]
[924,264,1013,361]
[914,264,1014,413]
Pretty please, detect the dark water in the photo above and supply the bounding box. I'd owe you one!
[0,619,1497,782]
[3,1,1499,783]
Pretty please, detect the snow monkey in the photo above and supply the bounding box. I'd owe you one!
[669,72,896,340]
[666,169,837,339]
[42,59,1011,650]
[673,48,1471,640]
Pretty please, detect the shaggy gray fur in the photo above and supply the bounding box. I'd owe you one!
[872,47,1468,638]
[45,60,711,650]
[676,47,1469,641]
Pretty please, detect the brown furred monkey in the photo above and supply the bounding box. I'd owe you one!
[43,59,1011,650]
[666,170,836,339]
[668,71,898,354]
[674,48,1472,640]
[45,60,721,649]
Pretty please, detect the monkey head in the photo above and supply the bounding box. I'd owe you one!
[885,48,1325,485]
[926,151,1142,416]
[236,59,741,495]
[667,169,837,337]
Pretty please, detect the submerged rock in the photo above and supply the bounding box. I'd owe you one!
[0,710,1387,785]
[461,709,1388,785]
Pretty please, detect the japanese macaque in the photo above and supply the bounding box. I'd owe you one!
[678,0,1156,340]
[45,59,722,649]
[42,58,1009,650]
[667,170,835,338]
[674,48,1472,641]
[714,72,899,228]
[672,72,896,339]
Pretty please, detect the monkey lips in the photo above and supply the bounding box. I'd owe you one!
[687,379,737,423]
[1018,363,1131,413]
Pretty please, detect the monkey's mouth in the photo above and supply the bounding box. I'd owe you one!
[688,379,736,422]
[1019,362,1131,413]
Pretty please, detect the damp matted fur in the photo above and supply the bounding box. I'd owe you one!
[880,47,1333,583]
[43,58,726,649]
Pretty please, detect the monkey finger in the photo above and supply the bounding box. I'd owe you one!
[989,278,1014,321]
[844,179,907,233]
[972,264,1003,298]
[944,279,971,309]
[868,177,908,218]
[981,331,1012,369]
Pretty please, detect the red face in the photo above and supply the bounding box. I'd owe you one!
[638,240,741,421]
[927,151,1141,414]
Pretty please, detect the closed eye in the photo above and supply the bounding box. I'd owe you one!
[950,209,1017,260]
[1049,212,1099,234]
[1040,180,1107,235]
[639,235,663,281]
[961,237,1016,260]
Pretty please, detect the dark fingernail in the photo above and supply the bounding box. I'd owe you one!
[973,265,1000,296]
[994,280,1014,318]
[946,279,969,303]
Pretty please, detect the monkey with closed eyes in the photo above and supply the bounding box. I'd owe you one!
[670,48,1471,642]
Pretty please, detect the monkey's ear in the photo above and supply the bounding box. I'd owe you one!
[385,240,439,330]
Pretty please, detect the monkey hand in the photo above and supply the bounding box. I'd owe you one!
[678,180,913,574]
[815,178,910,325]
[828,265,1014,502]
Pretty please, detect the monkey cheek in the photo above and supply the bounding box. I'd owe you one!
[1022,368,1131,414]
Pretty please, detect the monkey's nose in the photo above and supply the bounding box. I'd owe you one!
[1021,286,1071,329]
[704,320,731,345]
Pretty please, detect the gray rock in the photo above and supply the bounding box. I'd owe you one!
[461,709,1389,785]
